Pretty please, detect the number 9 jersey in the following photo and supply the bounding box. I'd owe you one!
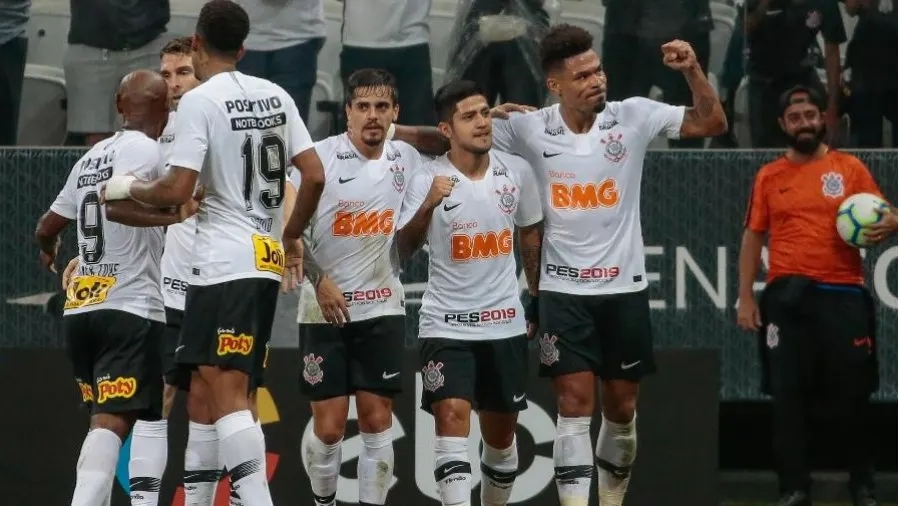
[168,71,314,285]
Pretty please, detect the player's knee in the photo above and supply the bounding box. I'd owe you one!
[600,380,639,423]
[358,405,393,434]
[314,420,347,445]
[90,412,134,441]
[555,383,594,417]
[186,383,216,424]
[433,401,471,437]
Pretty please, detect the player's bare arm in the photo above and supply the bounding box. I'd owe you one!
[34,210,70,273]
[104,200,187,228]
[396,175,454,259]
[661,40,728,138]
[519,221,543,338]
[737,228,766,331]
[393,104,534,156]
[282,147,326,241]
[121,166,200,207]
[62,256,79,290]
[281,177,303,291]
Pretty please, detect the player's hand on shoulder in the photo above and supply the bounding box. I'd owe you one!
[490,103,536,120]
[315,277,350,327]
[101,175,137,202]
[661,40,698,71]
[864,206,898,244]
[62,257,79,290]
[281,239,303,294]
[736,295,761,331]
[178,185,205,222]
[425,175,455,209]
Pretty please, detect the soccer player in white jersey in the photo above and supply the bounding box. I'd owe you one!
[295,68,422,506]
[35,70,198,506]
[396,81,544,506]
[102,2,327,505]
[395,24,727,506]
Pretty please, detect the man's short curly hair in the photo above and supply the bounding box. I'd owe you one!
[159,36,192,58]
[539,24,595,73]
[195,0,250,58]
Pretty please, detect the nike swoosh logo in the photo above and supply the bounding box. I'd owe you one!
[620,361,641,370]
[382,371,400,380]
[175,345,185,353]
[513,393,526,403]
[444,203,461,212]
[443,463,468,475]
[338,177,357,184]
[779,188,790,194]
[543,151,562,158]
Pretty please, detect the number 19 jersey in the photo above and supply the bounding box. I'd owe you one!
[169,71,314,286]
[398,151,543,341]
[297,134,422,323]
[50,130,166,321]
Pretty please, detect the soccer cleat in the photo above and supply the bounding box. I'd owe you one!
[595,457,631,506]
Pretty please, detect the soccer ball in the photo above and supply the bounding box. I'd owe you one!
[836,193,890,248]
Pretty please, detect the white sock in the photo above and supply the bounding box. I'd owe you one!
[215,410,272,506]
[255,419,267,476]
[71,428,122,506]
[553,416,593,506]
[184,422,221,506]
[595,412,637,505]
[129,420,168,505]
[434,436,472,506]
[304,431,342,506]
[358,430,394,505]
[480,438,518,506]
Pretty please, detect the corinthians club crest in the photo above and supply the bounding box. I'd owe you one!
[601,132,627,163]
[495,184,518,215]
[421,360,445,392]
[302,353,324,385]
[820,171,844,198]
[390,163,405,192]
[539,333,560,366]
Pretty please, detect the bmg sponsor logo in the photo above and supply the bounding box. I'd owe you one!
[545,263,620,283]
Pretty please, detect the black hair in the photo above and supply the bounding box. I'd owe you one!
[779,85,827,116]
[344,68,399,106]
[433,80,486,123]
[195,0,250,58]
[539,23,594,73]
[159,36,192,58]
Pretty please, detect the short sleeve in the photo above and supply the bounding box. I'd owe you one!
[744,169,770,232]
[491,117,521,154]
[513,160,543,227]
[397,167,434,230]
[49,168,79,220]
[849,157,885,200]
[820,0,847,44]
[169,92,210,172]
[116,138,162,180]
[623,97,685,140]
[286,98,314,159]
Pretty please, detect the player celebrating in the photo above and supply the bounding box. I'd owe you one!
[102,1,326,505]
[295,68,422,506]
[395,24,727,506]
[35,70,195,506]
[396,81,543,506]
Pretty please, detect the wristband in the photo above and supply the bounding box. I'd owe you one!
[386,123,396,140]
[104,175,136,201]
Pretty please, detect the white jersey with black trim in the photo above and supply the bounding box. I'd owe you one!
[168,71,314,286]
[397,150,543,341]
[158,111,196,310]
[50,130,166,321]
[296,133,422,323]
[491,98,685,296]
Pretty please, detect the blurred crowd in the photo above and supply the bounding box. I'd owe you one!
[0,0,895,150]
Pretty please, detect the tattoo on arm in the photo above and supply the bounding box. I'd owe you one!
[519,225,542,296]
[682,68,727,137]
[302,236,325,288]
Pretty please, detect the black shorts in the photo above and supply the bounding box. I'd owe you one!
[161,307,183,386]
[299,315,405,401]
[759,276,879,397]
[176,278,278,390]
[65,309,164,419]
[537,289,656,381]
[419,335,529,414]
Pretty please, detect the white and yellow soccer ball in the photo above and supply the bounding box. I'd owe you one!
[836,193,890,248]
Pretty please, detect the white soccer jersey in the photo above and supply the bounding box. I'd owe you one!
[296,133,422,323]
[50,130,166,321]
[492,98,684,295]
[398,151,543,340]
[168,71,314,286]
[158,111,196,310]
